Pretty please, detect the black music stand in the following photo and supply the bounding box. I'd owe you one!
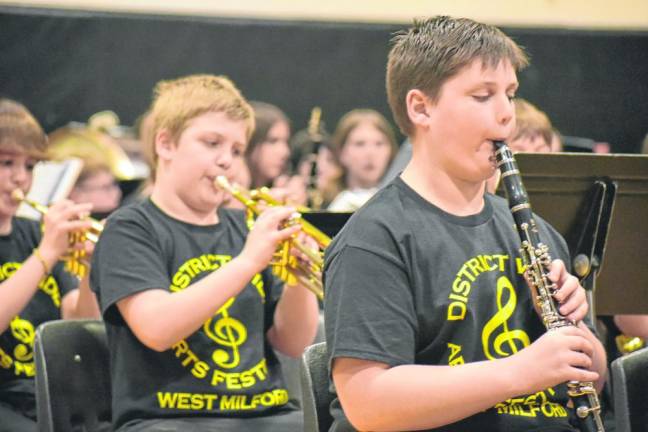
[302,211,353,239]
[496,152,648,316]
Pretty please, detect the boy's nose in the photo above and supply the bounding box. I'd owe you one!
[495,100,515,140]
[216,152,233,171]
[11,164,30,185]
[497,100,514,127]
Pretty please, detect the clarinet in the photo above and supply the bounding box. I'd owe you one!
[306,107,324,210]
[493,141,605,432]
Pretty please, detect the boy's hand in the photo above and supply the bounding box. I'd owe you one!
[240,206,301,273]
[547,259,588,323]
[290,231,319,261]
[39,200,93,264]
[512,325,599,393]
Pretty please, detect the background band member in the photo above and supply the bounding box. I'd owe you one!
[0,98,100,432]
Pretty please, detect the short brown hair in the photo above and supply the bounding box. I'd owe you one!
[246,101,289,155]
[147,74,254,169]
[386,16,529,136]
[512,98,553,147]
[0,98,47,158]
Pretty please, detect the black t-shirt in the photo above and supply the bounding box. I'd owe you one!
[324,177,577,432]
[0,217,77,407]
[90,199,295,430]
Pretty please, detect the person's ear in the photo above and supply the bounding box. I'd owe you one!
[406,89,432,128]
[155,129,174,161]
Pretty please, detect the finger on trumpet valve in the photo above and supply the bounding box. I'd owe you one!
[292,241,322,265]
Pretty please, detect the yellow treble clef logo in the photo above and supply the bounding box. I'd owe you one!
[482,276,530,360]
[10,316,35,363]
[204,298,248,369]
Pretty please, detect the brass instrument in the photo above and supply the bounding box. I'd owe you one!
[215,176,328,300]
[48,110,150,185]
[12,189,104,279]
[615,334,645,356]
[494,141,605,432]
[306,107,324,210]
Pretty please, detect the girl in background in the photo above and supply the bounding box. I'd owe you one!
[245,102,307,206]
[327,109,397,211]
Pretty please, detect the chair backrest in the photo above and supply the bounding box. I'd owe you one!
[34,319,111,432]
[611,346,648,432]
[300,342,334,432]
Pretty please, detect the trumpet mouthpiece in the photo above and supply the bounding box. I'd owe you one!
[11,189,25,203]
[215,175,231,190]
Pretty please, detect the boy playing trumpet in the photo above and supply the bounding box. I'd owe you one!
[0,98,100,432]
[90,75,319,432]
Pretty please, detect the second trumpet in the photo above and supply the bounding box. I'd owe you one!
[12,189,103,279]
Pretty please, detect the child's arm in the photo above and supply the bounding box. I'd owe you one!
[267,277,320,358]
[0,200,92,332]
[62,239,101,319]
[267,232,320,357]
[61,275,101,319]
[116,206,301,352]
[614,314,648,339]
[333,324,600,432]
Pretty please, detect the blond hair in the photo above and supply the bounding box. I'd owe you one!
[512,98,553,147]
[387,16,529,136]
[0,98,48,158]
[146,75,254,170]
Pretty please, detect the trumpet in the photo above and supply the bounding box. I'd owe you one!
[215,176,328,300]
[12,189,104,279]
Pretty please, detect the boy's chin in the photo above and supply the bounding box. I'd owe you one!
[207,191,228,208]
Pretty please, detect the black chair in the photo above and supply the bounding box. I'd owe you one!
[610,346,648,432]
[300,342,335,432]
[34,319,111,432]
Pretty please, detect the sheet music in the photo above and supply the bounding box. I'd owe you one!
[17,158,83,220]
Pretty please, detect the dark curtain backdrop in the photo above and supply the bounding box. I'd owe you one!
[1,7,648,153]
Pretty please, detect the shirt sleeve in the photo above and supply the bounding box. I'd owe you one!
[90,213,169,319]
[324,244,417,368]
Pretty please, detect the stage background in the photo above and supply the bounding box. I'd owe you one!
[1,4,647,153]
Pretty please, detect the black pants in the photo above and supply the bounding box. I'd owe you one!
[0,402,36,432]
[118,410,303,432]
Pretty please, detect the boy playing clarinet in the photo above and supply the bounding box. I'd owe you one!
[324,16,606,432]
